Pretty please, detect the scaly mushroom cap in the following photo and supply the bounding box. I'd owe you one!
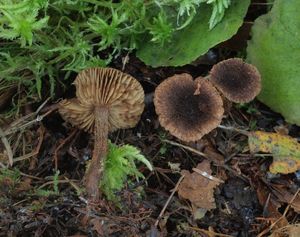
[59,68,144,132]
[154,74,224,142]
[210,58,261,103]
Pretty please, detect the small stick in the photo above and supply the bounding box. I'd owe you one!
[162,139,208,158]
[217,125,249,136]
[3,97,50,131]
[37,179,78,190]
[189,226,233,237]
[257,189,300,237]
[13,126,44,163]
[163,138,249,183]
[2,103,58,137]
[192,168,224,183]
[154,175,185,227]
[53,129,77,170]
[19,172,43,181]
[0,126,13,166]
[64,176,83,195]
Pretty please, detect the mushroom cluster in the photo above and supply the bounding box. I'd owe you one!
[154,58,261,142]
[59,67,144,201]
[58,58,260,201]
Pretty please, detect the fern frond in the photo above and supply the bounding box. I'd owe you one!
[100,142,152,201]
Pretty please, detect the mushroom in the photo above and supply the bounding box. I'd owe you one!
[210,58,261,103]
[154,73,224,142]
[59,67,144,201]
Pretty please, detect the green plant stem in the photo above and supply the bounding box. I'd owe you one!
[85,106,108,202]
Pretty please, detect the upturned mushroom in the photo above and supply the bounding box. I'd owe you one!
[59,67,144,201]
[154,73,224,142]
[210,58,261,103]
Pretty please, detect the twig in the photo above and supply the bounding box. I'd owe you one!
[53,129,77,170]
[162,138,250,183]
[217,125,249,136]
[64,176,83,195]
[19,172,43,181]
[282,189,300,217]
[3,98,50,132]
[37,179,78,190]
[154,175,185,227]
[258,189,300,237]
[263,193,272,217]
[189,226,233,237]
[2,103,58,137]
[36,97,51,114]
[13,126,44,163]
[162,139,208,159]
[192,168,224,183]
[0,126,13,166]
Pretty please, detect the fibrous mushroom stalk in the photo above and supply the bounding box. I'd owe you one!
[85,106,109,201]
[58,67,145,202]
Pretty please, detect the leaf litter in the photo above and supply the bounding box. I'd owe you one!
[0,61,299,236]
[1,3,300,233]
[178,160,222,212]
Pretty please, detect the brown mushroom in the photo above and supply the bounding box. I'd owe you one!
[59,67,144,201]
[210,58,261,103]
[154,73,224,142]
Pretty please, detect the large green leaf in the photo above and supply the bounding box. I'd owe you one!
[247,0,300,125]
[136,0,250,67]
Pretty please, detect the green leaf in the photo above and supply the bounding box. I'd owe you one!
[136,0,250,67]
[247,0,300,125]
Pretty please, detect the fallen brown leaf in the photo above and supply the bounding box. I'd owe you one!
[178,160,220,210]
[271,184,300,213]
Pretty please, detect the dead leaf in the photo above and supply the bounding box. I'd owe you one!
[158,212,169,232]
[289,224,300,237]
[256,182,288,230]
[167,162,181,173]
[192,208,207,220]
[15,178,32,192]
[270,224,300,237]
[90,218,104,236]
[248,131,300,174]
[178,160,220,211]
[273,125,289,136]
[203,146,224,165]
[271,184,300,213]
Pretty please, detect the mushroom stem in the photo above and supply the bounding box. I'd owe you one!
[85,106,109,201]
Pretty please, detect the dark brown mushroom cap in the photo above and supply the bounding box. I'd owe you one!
[210,58,261,103]
[59,68,144,133]
[154,74,224,142]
